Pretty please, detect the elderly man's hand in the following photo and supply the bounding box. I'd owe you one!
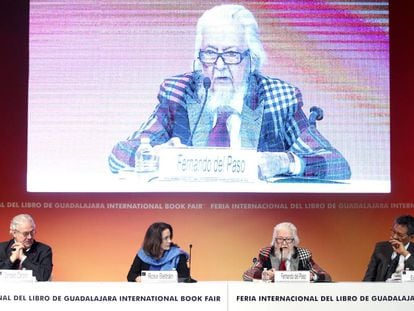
[10,242,25,263]
[258,152,291,178]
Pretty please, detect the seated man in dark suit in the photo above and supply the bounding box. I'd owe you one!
[243,222,331,282]
[363,214,414,281]
[0,214,53,281]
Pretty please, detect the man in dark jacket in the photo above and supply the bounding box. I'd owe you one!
[0,213,53,281]
[363,214,414,281]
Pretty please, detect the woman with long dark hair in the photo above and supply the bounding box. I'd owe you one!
[127,222,189,282]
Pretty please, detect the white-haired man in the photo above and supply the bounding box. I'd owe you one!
[109,4,351,180]
[243,222,331,282]
[0,214,53,281]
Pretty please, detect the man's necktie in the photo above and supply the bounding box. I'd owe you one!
[279,260,286,271]
[208,110,230,147]
[386,254,400,279]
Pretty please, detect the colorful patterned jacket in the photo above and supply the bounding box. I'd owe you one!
[109,71,351,180]
[243,245,331,282]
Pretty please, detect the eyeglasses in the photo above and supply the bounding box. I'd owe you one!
[390,229,408,239]
[198,49,250,65]
[275,237,294,244]
[14,230,35,238]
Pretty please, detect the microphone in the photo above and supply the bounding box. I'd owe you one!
[203,76,212,90]
[279,247,285,266]
[243,258,258,282]
[184,244,197,283]
[187,77,211,145]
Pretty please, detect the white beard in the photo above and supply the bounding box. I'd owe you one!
[197,83,246,148]
[199,84,246,115]
[275,247,294,261]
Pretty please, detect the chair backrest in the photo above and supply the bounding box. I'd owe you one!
[309,106,324,128]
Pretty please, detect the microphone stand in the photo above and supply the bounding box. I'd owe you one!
[184,244,197,283]
[187,77,211,146]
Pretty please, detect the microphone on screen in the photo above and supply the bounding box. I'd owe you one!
[187,77,211,146]
[184,244,197,283]
[203,76,212,90]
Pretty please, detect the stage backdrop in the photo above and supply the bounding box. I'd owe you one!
[1,0,414,282]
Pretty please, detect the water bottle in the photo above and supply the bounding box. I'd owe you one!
[134,137,157,173]
[261,268,271,283]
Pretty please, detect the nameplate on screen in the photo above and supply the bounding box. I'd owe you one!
[274,271,310,282]
[140,270,178,283]
[402,270,414,282]
[0,270,36,282]
[158,147,258,182]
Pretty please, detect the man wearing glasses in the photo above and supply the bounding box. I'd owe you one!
[242,222,331,282]
[363,215,414,281]
[0,214,53,281]
[109,4,351,180]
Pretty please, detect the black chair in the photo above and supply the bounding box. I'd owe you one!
[309,106,324,128]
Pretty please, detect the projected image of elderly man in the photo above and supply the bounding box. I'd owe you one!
[109,4,351,180]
